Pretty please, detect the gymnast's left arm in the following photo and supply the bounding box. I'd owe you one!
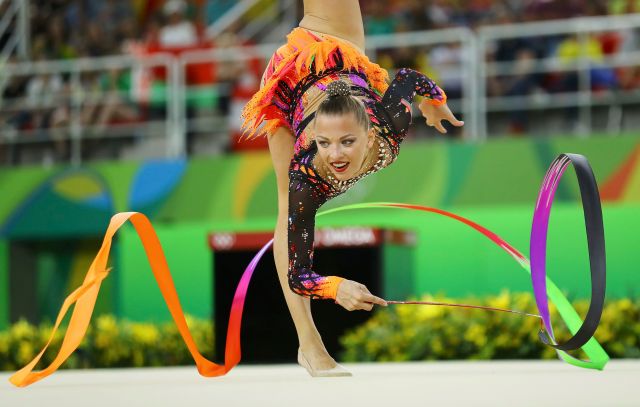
[379,67,464,135]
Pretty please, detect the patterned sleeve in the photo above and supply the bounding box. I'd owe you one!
[373,67,446,143]
[287,175,344,300]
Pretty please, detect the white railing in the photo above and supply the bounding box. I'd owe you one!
[2,13,640,165]
[206,0,262,39]
[0,0,29,61]
[476,13,640,139]
[1,54,177,164]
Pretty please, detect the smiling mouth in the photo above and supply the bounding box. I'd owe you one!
[331,162,349,173]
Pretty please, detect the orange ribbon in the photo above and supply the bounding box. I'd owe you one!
[9,212,252,387]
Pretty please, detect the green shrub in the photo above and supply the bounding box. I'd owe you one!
[2,293,637,371]
[339,291,640,362]
[0,315,214,371]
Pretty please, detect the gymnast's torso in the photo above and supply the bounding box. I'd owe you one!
[241,27,446,299]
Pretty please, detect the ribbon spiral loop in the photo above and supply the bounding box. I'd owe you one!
[530,153,606,351]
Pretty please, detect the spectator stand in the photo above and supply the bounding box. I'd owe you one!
[3,2,640,166]
[1,53,175,165]
[477,13,640,139]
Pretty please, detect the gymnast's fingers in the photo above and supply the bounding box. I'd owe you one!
[361,292,388,307]
[437,104,462,127]
[359,301,374,311]
[447,113,465,127]
[434,120,447,134]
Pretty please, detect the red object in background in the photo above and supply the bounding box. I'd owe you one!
[141,32,269,151]
[140,0,163,26]
[145,41,217,84]
[597,32,640,91]
[230,133,269,151]
[598,32,622,55]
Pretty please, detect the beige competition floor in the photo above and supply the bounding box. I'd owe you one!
[1,360,639,407]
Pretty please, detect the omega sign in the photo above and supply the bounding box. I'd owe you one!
[211,233,235,250]
[314,227,379,247]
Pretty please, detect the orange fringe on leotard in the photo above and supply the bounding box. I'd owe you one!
[240,27,390,140]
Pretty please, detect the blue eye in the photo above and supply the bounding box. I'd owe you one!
[318,141,328,148]
[342,139,354,146]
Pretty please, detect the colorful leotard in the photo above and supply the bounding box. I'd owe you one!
[241,28,445,300]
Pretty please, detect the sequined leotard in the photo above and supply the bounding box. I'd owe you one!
[286,67,445,299]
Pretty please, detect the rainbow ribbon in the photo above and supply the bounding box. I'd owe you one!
[9,153,608,387]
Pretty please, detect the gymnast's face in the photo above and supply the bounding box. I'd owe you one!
[314,112,374,181]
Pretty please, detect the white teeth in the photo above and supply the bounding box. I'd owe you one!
[332,163,347,168]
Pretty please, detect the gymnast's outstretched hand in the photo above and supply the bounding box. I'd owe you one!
[335,279,388,311]
[418,100,465,134]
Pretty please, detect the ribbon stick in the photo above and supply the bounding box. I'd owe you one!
[316,155,609,370]
[386,300,544,320]
[318,201,609,369]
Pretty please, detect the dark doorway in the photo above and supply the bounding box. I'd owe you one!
[214,246,382,363]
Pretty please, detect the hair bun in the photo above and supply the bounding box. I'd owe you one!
[325,80,351,98]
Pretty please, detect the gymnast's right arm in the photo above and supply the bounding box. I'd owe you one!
[287,175,387,309]
[287,175,343,300]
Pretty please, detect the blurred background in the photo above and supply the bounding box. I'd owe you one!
[0,0,639,369]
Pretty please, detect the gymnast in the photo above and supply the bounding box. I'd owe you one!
[241,0,464,377]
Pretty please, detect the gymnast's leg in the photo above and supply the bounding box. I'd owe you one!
[299,0,366,51]
[267,125,338,371]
